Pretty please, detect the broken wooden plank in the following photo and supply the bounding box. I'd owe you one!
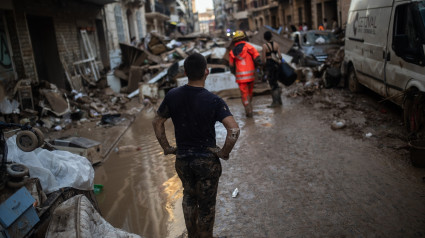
[250,26,294,54]
[147,69,168,84]
[41,90,70,116]
[127,66,143,93]
[114,69,128,80]
[175,48,188,58]
[148,63,172,70]
[149,44,167,55]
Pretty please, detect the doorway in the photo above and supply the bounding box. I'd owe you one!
[27,15,65,88]
[324,0,337,28]
[316,3,323,28]
[96,19,109,70]
[126,9,136,41]
[304,0,312,29]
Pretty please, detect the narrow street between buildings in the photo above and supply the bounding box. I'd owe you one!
[95,84,425,238]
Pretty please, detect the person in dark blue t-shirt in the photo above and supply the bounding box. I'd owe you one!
[152,53,240,238]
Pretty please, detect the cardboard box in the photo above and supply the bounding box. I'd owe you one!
[51,137,102,165]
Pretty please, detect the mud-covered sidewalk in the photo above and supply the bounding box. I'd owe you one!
[215,88,425,237]
[94,84,425,238]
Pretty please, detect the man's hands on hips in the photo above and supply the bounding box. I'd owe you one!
[208,146,230,160]
[164,146,177,155]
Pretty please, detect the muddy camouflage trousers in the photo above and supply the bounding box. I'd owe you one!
[175,156,222,238]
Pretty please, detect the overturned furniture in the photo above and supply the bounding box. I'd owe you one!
[50,137,102,165]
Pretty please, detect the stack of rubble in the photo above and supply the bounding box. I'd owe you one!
[0,31,230,132]
[112,32,223,99]
[3,27,340,131]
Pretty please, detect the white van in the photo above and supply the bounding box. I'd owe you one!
[343,0,425,133]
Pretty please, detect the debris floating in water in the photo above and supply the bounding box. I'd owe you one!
[232,188,239,198]
[365,132,373,138]
[331,120,346,130]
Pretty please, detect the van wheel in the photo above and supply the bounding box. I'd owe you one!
[403,91,425,134]
[348,67,362,93]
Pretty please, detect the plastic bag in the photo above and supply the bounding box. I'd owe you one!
[278,59,297,86]
[0,98,19,114]
[46,195,141,238]
[6,135,94,193]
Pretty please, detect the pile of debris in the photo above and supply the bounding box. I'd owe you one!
[0,31,233,131]
[111,32,230,99]
[0,78,134,131]
[0,26,345,132]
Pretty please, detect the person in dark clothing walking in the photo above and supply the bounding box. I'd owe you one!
[152,53,240,238]
[262,31,283,108]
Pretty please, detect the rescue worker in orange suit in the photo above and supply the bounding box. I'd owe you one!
[229,31,261,118]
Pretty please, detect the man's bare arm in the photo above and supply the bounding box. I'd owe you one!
[217,116,240,160]
[262,44,267,63]
[152,114,176,155]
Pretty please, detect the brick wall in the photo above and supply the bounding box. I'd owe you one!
[13,9,36,81]
[339,0,351,28]
[10,0,102,87]
[4,10,25,79]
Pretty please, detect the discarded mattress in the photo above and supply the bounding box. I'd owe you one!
[6,135,94,193]
[46,195,141,238]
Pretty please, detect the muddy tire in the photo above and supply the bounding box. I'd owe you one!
[16,130,38,152]
[348,66,362,93]
[7,177,29,188]
[32,127,45,147]
[403,91,425,134]
[7,163,29,178]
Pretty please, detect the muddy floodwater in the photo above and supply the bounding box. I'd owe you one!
[95,87,425,237]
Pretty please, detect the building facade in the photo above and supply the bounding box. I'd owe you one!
[0,0,112,90]
[277,0,352,31]
[104,0,146,69]
[199,9,215,34]
[218,0,352,32]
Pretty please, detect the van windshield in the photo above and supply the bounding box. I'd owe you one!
[302,31,338,46]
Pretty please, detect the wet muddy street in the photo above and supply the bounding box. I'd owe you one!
[95,86,425,238]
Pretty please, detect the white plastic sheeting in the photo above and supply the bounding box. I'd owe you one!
[211,47,226,59]
[177,71,239,92]
[0,98,19,114]
[6,135,94,193]
[46,195,142,238]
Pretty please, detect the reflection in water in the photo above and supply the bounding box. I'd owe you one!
[162,175,185,238]
[95,110,182,238]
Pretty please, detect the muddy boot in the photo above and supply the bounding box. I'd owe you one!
[277,88,282,105]
[245,104,253,118]
[268,89,281,108]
